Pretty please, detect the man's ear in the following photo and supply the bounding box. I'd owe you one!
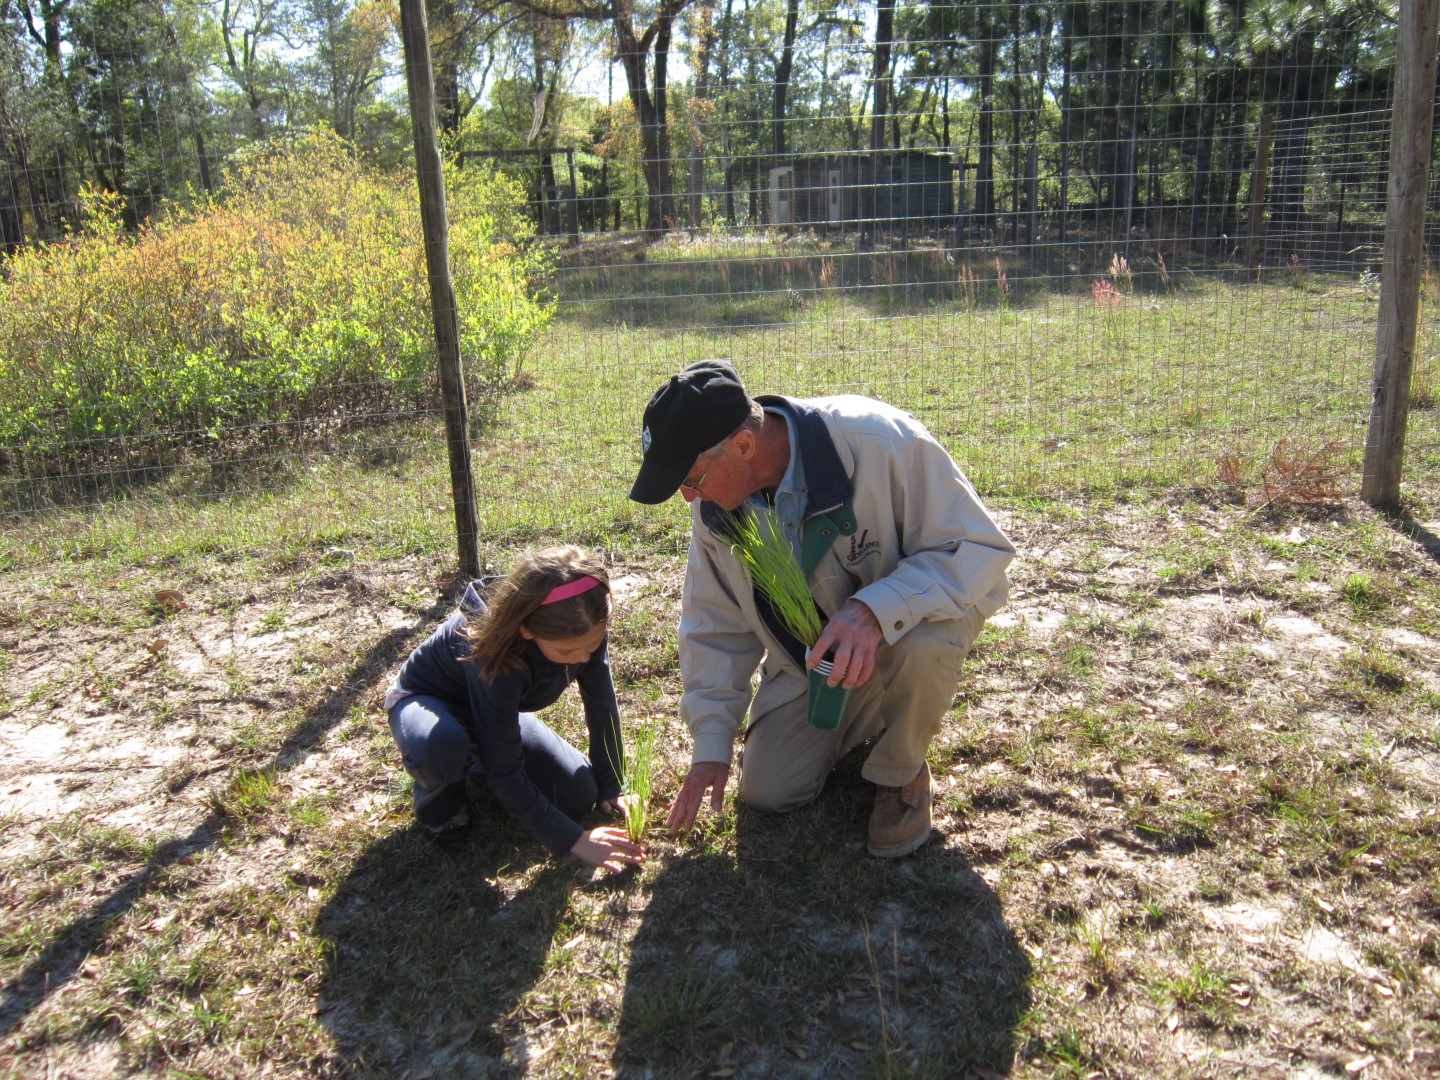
[730,428,756,460]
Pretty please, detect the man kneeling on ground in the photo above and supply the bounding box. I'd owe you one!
[628,359,1015,857]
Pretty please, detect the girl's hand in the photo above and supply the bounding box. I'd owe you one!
[600,793,640,819]
[570,826,646,872]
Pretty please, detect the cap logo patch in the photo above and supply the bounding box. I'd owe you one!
[641,426,653,454]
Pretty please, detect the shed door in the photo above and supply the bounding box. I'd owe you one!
[770,166,794,225]
[827,169,843,221]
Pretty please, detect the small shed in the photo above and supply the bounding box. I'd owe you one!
[768,151,954,229]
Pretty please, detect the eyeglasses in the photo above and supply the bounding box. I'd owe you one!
[679,452,717,498]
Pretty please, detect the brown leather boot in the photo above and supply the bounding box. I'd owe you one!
[867,761,933,857]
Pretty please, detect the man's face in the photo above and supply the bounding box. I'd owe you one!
[678,448,720,505]
[678,434,754,511]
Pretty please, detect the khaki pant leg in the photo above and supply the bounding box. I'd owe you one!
[736,605,989,811]
[853,606,988,787]
[735,688,841,813]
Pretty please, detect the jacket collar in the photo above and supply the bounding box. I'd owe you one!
[698,395,852,535]
[756,394,852,515]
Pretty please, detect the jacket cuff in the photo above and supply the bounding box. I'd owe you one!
[852,582,912,645]
[690,729,736,766]
[544,816,584,858]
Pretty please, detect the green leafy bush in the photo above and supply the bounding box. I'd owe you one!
[0,129,553,461]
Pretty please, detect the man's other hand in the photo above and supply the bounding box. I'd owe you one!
[666,760,731,833]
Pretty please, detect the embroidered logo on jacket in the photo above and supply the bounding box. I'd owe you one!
[847,529,880,565]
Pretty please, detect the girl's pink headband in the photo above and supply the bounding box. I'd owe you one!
[541,575,602,605]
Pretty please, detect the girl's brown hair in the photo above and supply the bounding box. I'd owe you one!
[465,545,611,682]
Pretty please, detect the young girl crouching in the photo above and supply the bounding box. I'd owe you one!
[384,545,645,872]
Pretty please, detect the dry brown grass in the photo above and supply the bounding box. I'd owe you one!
[1259,438,1346,508]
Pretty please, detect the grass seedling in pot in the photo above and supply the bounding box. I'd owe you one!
[726,508,822,649]
[727,508,852,729]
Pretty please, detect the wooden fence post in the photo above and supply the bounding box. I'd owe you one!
[399,0,480,578]
[1361,0,1440,508]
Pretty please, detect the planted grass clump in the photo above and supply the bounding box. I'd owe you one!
[621,715,659,844]
[211,766,281,820]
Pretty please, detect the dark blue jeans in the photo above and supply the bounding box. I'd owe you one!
[388,694,596,829]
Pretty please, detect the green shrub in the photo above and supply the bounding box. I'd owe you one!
[0,129,552,461]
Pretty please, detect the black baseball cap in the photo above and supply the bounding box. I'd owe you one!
[629,360,751,504]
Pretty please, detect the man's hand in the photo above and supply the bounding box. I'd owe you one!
[808,598,884,689]
[666,761,730,834]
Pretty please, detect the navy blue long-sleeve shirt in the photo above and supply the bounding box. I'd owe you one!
[391,582,624,855]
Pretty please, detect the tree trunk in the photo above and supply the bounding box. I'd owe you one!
[1,145,26,252]
[688,1,714,230]
[866,0,895,240]
[615,27,663,234]
[27,0,68,71]
[1058,19,1072,246]
[772,0,798,159]
[870,0,893,153]
[1270,39,1319,229]
[906,81,934,148]
[615,8,678,235]
[941,73,951,149]
[429,0,462,134]
[165,23,213,193]
[975,34,996,225]
[718,0,735,224]
[1189,75,1216,242]
[1010,0,1022,244]
[531,26,561,233]
[655,10,675,229]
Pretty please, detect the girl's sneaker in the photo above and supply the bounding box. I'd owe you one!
[426,810,472,852]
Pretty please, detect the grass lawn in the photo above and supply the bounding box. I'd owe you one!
[1,247,1439,1077]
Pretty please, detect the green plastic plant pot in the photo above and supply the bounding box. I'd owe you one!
[805,651,851,731]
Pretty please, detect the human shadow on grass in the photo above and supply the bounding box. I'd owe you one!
[0,596,447,1040]
[613,754,1031,1078]
[313,815,575,1076]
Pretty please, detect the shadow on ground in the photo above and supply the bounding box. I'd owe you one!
[1387,506,1440,567]
[613,758,1032,1078]
[313,823,571,1075]
[0,597,438,1040]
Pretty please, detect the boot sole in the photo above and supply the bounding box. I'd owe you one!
[866,824,931,858]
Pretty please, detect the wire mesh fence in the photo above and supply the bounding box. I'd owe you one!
[1,0,1436,530]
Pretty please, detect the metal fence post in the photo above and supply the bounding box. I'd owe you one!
[399,0,480,577]
[1361,0,1440,508]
